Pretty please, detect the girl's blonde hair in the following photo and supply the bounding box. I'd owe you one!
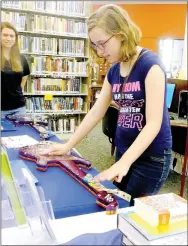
[1,22,23,72]
[87,4,142,62]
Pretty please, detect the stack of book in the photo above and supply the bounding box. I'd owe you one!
[117,193,187,245]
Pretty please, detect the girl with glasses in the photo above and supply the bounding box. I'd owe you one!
[41,4,172,205]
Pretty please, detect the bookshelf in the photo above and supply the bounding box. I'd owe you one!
[89,58,111,108]
[89,85,103,108]
[1,1,92,135]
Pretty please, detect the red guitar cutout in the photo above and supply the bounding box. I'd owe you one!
[19,142,118,214]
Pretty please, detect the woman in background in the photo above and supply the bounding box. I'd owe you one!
[1,22,30,117]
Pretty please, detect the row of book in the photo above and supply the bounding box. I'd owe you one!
[2,1,90,17]
[29,57,88,74]
[2,11,27,31]
[2,11,87,36]
[31,15,87,36]
[47,116,77,133]
[26,78,82,93]
[19,36,85,56]
[58,39,85,56]
[25,96,84,112]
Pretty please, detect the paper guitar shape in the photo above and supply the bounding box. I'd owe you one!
[19,142,119,214]
[6,114,54,140]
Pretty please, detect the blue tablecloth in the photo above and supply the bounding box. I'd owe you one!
[1,120,129,219]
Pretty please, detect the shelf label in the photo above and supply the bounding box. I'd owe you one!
[44,94,53,101]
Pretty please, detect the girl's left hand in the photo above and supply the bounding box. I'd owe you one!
[94,161,131,183]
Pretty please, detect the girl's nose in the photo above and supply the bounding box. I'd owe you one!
[97,48,105,57]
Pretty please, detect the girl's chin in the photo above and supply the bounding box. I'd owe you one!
[107,57,119,64]
[3,44,13,48]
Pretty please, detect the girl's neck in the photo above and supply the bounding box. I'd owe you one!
[120,46,143,77]
[122,46,142,64]
[2,47,11,60]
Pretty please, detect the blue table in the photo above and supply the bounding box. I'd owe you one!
[1,120,129,219]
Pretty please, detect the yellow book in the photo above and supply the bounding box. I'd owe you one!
[18,36,22,50]
[1,150,27,227]
[62,79,66,91]
[37,15,40,32]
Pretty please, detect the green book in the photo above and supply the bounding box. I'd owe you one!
[1,149,27,227]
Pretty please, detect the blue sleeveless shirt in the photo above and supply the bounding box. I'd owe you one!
[107,48,172,155]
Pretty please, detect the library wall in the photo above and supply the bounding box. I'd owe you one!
[182,17,187,79]
[92,4,187,53]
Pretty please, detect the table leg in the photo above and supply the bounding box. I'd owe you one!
[111,144,115,156]
[180,131,188,197]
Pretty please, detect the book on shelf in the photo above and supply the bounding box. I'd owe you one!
[23,78,88,95]
[30,15,87,36]
[29,57,87,75]
[25,96,84,113]
[19,37,86,57]
[26,78,81,93]
[117,193,187,245]
[2,1,90,17]
[19,36,86,57]
[47,116,76,133]
[58,39,85,57]
[2,10,87,36]
[61,78,81,92]
[2,11,27,31]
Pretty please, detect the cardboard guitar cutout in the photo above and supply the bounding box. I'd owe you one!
[19,142,119,214]
[6,114,54,140]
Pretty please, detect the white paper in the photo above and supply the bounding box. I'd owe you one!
[2,135,39,148]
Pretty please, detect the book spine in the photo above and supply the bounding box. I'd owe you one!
[117,213,149,245]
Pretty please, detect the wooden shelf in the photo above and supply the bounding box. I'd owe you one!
[90,84,103,88]
[1,6,88,20]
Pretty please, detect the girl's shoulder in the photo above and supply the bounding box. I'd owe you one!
[140,48,163,65]
[139,48,166,78]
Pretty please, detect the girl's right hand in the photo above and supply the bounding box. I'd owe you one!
[40,143,71,156]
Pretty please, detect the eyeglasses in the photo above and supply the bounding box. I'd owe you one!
[2,33,15,39]
[90,35,114,51]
